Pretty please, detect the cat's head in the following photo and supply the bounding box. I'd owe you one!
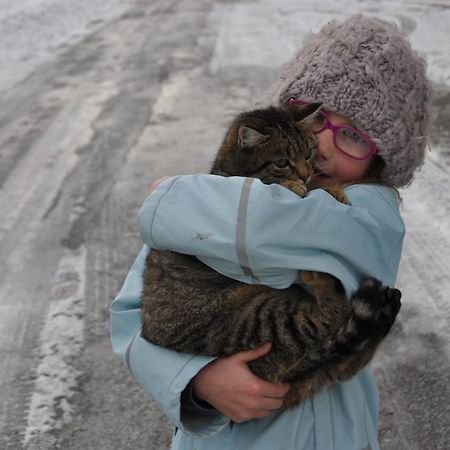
[211,103,321,188]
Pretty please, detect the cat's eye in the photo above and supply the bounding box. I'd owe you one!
[274,159,289,168]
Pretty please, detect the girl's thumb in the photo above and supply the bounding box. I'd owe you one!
[237,342,272,362]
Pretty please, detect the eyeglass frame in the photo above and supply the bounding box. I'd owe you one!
[288,98,377,160]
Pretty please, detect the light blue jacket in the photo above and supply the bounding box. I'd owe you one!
[110,175,405,450]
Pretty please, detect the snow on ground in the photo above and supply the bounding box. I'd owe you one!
[206,0,450,86]
[397,151,450,352]
[0,0,131,445]
[0,0,129,100]
[22,247,86,445]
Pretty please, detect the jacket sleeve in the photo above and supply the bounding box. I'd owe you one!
[110,245,230,437]
[139,175,405,296]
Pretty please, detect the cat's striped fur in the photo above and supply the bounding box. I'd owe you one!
[141,104,401,408]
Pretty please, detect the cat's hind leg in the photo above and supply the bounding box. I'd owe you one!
[306,278,401,384]
[279,279,401,407]
[332,278,401,354]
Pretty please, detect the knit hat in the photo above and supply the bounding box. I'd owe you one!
[267,14,432,187]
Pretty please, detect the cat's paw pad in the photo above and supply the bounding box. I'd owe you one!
[378,286,401,336]
[350,278,401,338]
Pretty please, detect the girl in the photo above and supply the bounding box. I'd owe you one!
[110,14,431,450]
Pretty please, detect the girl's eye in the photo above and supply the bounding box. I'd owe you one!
[274,159,289,168]
[341,128,364,143]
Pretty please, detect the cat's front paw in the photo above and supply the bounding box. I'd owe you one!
[280,179,307,197]
[350,278,401,340]
[322,187,348,204]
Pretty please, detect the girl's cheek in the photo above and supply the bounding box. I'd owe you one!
[337,150,373,179]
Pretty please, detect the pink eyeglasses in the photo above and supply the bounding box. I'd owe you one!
[288,98,377,160]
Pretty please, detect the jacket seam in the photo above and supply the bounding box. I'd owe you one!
[235,177,260,283]
[145,176,180,248]
[168,355,200,396]
[125,328,141,377]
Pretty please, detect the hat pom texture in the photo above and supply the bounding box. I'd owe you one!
[269,14,432,187]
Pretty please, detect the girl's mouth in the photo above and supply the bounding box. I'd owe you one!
[308,166,332,188]
[312,167,330,178]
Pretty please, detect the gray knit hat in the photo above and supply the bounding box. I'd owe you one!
[268,14,432,187]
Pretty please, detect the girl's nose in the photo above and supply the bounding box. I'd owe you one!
[315,129,335,160]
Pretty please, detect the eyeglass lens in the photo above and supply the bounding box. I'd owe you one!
[311,112,373,159]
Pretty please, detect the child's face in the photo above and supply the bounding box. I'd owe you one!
[308,110,375,189]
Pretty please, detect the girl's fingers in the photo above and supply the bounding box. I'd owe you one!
[233,343,290,399]
[235,342,272,362]
[258,396,285,410]
[256,378,290,399]
[195,344,290,422]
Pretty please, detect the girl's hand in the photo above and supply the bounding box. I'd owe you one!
[146,176,171,196]
[193,343,290,423]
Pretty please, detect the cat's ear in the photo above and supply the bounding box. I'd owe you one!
[286,102,323,125]
[238,126,270,148]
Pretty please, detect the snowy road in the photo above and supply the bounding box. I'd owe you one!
[0,0,449,449]
[0,0,128,102]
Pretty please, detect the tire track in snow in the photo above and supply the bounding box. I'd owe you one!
[0,83,119,448]
[0,0,128,101]
[0,1,167,445]
[22,247,86,448]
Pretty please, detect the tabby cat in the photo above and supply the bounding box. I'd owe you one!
[141,103,401,408]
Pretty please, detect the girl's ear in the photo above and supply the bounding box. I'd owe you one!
[238,125,269,147]
[285,102,322,125]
